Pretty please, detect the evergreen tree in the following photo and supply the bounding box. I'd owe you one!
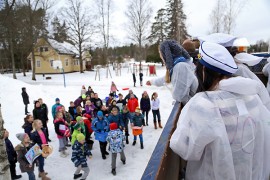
[148,8,167,43]
[51,16,68,42]
[166,0,188,43]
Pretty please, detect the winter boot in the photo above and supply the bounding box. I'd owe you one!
[146,120,148,126]
[132,140,136,146]
[74,173,82,179]
[11,175,22,179]
[154,122,157,129]
[158,121,163,128]
[121,160,126,164]
[40,172,51,180]
[60,150,69,158]
[38,172,48,178]
[126,136,129,144]
[111,168,116,176]
[140,142,144,149]
[105,151,109,155]
[102,154,106,159]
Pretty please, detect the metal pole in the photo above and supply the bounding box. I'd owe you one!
[62,68,66,88]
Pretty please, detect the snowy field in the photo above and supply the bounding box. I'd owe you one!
[0,66,174,180]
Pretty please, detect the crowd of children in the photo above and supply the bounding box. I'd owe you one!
[4,82,163,179]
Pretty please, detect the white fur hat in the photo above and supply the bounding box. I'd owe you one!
[199,41,238,74]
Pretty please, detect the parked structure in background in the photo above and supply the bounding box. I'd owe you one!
[27,38,91,74]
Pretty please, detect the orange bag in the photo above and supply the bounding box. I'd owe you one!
[132,127,142,136]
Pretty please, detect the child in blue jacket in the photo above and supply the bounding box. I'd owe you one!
[108,107,124,129]
[71,133,92,180]
[91,111,110,159]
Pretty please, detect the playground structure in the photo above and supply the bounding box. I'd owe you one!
[95,64,112,81]
[127,63,157,76]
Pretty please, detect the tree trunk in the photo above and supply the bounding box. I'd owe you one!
[31,47,36,80]
[0,104,11,179]
[21,53,26,76]
[8,30,16,79]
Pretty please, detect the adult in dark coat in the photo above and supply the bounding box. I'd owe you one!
[21,87,30,115]
[139,72,143,86]
[132,72,136,87]
[140,91,151,126]
[4,130,22,179]
[33,101,50,141]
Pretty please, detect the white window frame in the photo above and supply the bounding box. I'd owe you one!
[36,60,41,68]
[65,59,69,66]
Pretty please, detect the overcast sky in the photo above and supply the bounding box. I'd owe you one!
[55,0,270,46]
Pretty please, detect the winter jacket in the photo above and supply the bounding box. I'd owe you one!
[106,129,125,153]
[21,90,29,105]
[84,119,93,134]
[5,138,17,163]
[93,98,103,110]
[131,114,144,127]
[30,129,48,148]
[116,99,126,106]
[133,73,136,82]
[91,117,109,132]
[122,112,130,127]
[124,93,138,102]
[127,98,139,113]
[71,141,92,168]
[54,118,68,139]
[33,107,48,122]
[140,97,151,111]
[71,130,81,145]
[139,72,143,81]
[41,103,48,115]
[74,96,84,107]
[15,144,34,173]
[69,106,77,120]
[52,103,62,119]
[106,97,114,107]
[151,98,160,110]
[85,104,96,116]
[71,123,87,145]
[110,84,118,92]
[22,122,33,137]
[108,114,124,128]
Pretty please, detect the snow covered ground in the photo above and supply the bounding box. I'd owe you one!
[0,66,174,180]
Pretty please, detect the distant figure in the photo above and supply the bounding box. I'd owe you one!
[139,71,143,86]
[132,73,136,87]
[110,81,119,96]
[21,87,29,115]
[52,98,62,119]
[81,85,87,96]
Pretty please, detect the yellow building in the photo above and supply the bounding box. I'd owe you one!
[28,38,91,74]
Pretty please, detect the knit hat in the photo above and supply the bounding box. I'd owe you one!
[199,41,238,75]
[76,116,82,122]
[135,107,140,113]
[56,106,62,112]
[110,123,118,130]
[16,133,27,142]
[82,94,86,99]
[159,40,191,70]
[97,111,103,117]
[77,133,85,142]
[55,98,60,102]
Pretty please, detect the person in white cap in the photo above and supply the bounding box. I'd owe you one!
[170,41,270,180]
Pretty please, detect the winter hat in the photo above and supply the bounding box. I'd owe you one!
[55,98,60,102]
[135,107,140,113]
[199,41,238,75]
[109,93,114,97]
[198,33,237,47]
[56,106,62,112]
[110,123,118,130]
[159,40,191,70]
[76,116,82,122]
[82,94,86,99]
[77,133,85,142]
[16,133,27,142]
[97,111,103,118]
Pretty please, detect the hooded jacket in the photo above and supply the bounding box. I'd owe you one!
[21,88,29,105]
[170,77,270,180]
[106,129,125,153]
[15,144,34,173]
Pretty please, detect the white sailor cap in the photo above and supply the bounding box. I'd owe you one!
[198,33,237,47]
[232,38,250,47]
[234,52,263,66]
[199,41,238,75]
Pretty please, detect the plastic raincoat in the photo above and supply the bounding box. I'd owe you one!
[170,77,270,180]
[151,61,198,104]
[262,63,270,95]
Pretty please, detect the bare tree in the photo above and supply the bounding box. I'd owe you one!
[95,0,112,65]
[223,0,248,34]
[209,0,225,33]
[62,0,93,73]
[125,0,152,64]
